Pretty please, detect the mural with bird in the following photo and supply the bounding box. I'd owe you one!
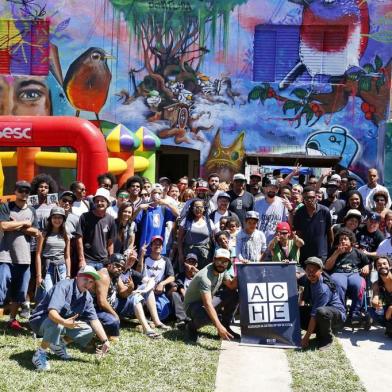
[280,0,369,89]
[63,47,113,121]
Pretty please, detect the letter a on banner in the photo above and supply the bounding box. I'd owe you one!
[238,263,301,348]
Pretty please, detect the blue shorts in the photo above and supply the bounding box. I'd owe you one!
[0,263,11,305]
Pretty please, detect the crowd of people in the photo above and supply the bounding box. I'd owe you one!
[1,166,392,371]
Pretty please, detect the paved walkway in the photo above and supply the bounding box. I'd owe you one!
[215,327,292,392]
[339,326,392,392]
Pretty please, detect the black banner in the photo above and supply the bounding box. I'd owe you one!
[238,262,301,348]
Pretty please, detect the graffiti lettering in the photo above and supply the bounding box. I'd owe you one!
[148,0,191,12]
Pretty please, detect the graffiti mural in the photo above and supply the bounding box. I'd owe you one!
[0,0,391,184]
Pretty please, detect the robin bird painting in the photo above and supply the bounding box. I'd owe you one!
[280,0,369,89]
[63,47,113,121]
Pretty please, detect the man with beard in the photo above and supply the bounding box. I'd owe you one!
[207,173,221,211]
[184,248,238,343]
[228,173,254,227]
[254,178,290,244]
[320,180,345,225]
[247,173,263,199]
[371,257,392,337]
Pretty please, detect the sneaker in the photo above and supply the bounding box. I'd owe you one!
[50,341,71,360]
[32,349,51,371]
[185,323,199,343]
[8,319,23,331]
[20,303,31,319]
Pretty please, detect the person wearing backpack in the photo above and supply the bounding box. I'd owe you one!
[0,181,39,331]
[299,257,346,350]
[177,199,216,270]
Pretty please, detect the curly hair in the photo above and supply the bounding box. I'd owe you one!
[97,172,117,186]
[373,190,389,204]
[30,173,58,195]
[336,228,356,244]
[125,175,143,189]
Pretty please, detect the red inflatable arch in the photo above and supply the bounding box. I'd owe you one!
[0,116,108,194]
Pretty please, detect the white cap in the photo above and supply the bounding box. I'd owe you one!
[233,173,246,181]
[214,248,231,260]
[151,183,164,193]
[93,188,111,203]
[331,174,341,182]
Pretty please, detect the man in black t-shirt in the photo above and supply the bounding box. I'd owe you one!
[320,180,345,225]
[228,173,254,227]
[76,188,117,271]
[356,212,384,260]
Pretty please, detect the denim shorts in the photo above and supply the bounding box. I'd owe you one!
[2,263,31,303]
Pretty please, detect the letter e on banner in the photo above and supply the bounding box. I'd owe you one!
[269,302,290,322]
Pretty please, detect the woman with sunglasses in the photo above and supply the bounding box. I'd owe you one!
[177,199,215,270]
[268,222,304,264]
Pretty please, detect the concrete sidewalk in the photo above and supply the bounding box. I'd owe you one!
[339,326,392,392]
[215,330,292,392]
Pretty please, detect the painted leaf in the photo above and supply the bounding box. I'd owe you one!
[375,55,383,71]
[347,73,360,81]
[248,86,262,101]
[305,111,313,124]
[283,100,298,114]
[363,63,375,74]
[376,76,385,93]
[359,77,371,92]
[55,18,71,33]
[291,88,307,99]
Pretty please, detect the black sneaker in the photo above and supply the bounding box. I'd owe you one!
[175,320,187,330]
[185,323,199,343]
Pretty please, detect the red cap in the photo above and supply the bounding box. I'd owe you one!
[276,222,291,233]
[150,235,163,244]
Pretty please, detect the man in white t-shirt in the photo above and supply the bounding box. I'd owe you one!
[209,192,239,226]
[358,168,391,210]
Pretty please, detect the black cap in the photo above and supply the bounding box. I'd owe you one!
[60,191,76,202]
[264,178,278,187]
[15,180,31,190]
[107,253,126,266]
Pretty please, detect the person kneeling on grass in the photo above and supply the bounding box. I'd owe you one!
[371,257,392,338]
[184,248,238,343]
[29,266,110,371]
[299,257,346,350]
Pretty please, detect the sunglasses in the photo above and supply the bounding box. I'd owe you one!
[304,196,316,200]
[278,232,289,235]
[16,188,30,194]
[61,198,73,204]
[193,206,205,210]
[140,193,149,197]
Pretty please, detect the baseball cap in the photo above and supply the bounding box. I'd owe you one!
[250,172,262,179]
[93,187,111,203]
[304,256,324,269]
[151,183,164,193]
[78,265,101,281]
[368,212,381,222]
[264,178,279,187]
[331,174,341,182]
[326,180,339,187]
[60,190,76,201]
[276,222,291,233]
[158,177,171,184]
[49,206,66,217]
[214,248,231,261]
[217,192,231,200]
[107,253,126,266]
[233,173,246,181]
[196,180,209,191]
[185,253,198,261]
[15,180,31,190]
[245,211,260,220]
[151,235,163,244]
[344,209,362,221]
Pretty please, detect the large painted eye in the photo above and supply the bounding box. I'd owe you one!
[231,151,239,160]
[91,52,102,60]
[329,136,337,143]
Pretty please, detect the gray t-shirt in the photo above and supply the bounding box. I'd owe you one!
[42,232,66,265]
[0,202,38,264]
[254,197,288,243]
[180,218,215,246]
[184,263,230,309]
[65,212,80,239]
[30,202,56,251]
[236,229,266,262]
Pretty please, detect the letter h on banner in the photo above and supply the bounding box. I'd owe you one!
[247,282,290,324]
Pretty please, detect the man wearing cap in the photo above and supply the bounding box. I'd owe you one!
[107,188,130,219]
[209,192,239,226]
[228,173,254,227]
[358,168,391,210]
[134,185,178,255]
[76,188,117,271]
[236,211,267,262]
[320,180,345,225]
[255,178,290,244]
[29,266,110,371]
[0,180,39,331]
[356,213,384,259]
[299,257,346,350]
[247,172,263,199]
[184,248,238,342]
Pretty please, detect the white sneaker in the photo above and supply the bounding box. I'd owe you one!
[50,341,71,360]
[32,350,50,371]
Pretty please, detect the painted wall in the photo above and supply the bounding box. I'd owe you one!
[0,0,391,185]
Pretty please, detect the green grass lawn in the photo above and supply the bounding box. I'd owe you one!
[286,338,365,392]
[0,318,220,392]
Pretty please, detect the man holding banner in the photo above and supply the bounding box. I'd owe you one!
[299,257,346,350]
[184,248,238,343]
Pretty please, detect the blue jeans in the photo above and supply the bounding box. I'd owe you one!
[86,260,104,271]
[0,263,11,305]
[2,264,31,303]
[32,317,93,347]
[44,264,67,293]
